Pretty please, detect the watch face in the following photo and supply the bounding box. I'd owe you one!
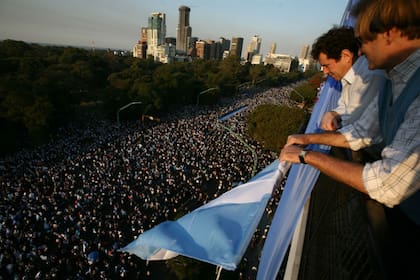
[299,150,308,164]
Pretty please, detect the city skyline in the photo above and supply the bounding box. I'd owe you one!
[0,0,348,57]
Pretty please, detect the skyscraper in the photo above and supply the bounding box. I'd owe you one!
[147,12,166,57]
[230,37,244,58]
[298,44,313,72]
[299,44,310,59]
[176,6,192,54]
[244,35,262,62]
[140,27,148,44]
[216,37,230,60]
[269,42,277,54]
[132,27,148,58]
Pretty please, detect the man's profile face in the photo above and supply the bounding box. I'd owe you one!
[318,52,352,81]
[359,33,390,71]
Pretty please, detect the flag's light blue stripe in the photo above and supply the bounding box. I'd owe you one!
[257,76,342,280]
[121,160,284,271]
[123,200,269,270]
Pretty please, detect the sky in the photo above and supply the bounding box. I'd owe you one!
[0,0,349,57]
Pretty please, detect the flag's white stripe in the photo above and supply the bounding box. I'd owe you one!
[121,160,287,270]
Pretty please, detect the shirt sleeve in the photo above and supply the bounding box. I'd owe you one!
[333,93,347,116]
[362,97,420,207]
[338,95,381,151]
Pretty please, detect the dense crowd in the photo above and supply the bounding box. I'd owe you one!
[0,84,300,279]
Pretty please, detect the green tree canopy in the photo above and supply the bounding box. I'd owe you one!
[247,104,308,152]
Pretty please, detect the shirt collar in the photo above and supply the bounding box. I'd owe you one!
[389,48,420,83]
[341,55,366,86]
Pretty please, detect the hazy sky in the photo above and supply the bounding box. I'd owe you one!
[0,0,349,56]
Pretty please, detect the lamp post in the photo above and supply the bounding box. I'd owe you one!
[117,101,143,125]
[218,122,258,177]
[291,88,305,104]
[255,79,266,86]
[292,88,305,109]
[236,82,252,94]
[196,87,218,105]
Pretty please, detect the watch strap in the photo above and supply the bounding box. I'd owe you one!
[298,149,309,164]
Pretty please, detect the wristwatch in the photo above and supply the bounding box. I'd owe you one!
[298,149,310,164]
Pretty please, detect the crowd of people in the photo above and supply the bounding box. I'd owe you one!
[0,84,300,279]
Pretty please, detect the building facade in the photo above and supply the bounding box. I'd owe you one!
[244,35,262,62]
[264,53,299,72]
[176,6,192,54]
[298,44,315,72]
[146,12,166,57]
[269,42,277,55]
[195,40,208,60]
[299,44,310,59]
[132,27,148,58]
[230,37,244,58]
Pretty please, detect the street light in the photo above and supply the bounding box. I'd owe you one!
[218,122,258,177]
[291,88,306,107]
[196,87,218,105]
[236,81,251,93]
[255,79,266,86]
[117,101,142,125]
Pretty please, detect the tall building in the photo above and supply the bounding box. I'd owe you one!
[219,37,231,53]
[230,37,244,58]
[140,27,148,43]
[244,35,262,62]
[195,40,209,60]
[188,36,198,56]
[176,6,192,54]
[132,27,148,58]
[269,42,277,54]
[299,44,310,59]
[298,44,313,72]
[147,12,166,57]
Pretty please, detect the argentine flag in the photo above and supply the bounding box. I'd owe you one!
[257,0,358,278]
[257,76,342,280]
[120,160,290,270]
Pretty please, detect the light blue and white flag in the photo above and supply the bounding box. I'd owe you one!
[257,76,342,280]
[257,0,359,277]
[120,160,290,270]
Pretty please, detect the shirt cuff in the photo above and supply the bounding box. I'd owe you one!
[338,124,372,151]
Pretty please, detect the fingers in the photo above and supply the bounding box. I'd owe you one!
[279,144,301,163]
[285,134,306,146]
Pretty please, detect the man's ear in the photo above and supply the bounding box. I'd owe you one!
[385,27,401,44]
[341,49,354,63]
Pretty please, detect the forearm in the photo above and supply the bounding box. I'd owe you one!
[304,150,367,194]
[288,132,350,148]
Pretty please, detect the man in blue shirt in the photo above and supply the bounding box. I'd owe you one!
[280,0,419,277]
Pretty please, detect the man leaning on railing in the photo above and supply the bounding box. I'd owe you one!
[279,0,419,278]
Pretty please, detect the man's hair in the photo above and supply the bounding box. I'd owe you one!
[310,26,359,61]
[352,0,420,42]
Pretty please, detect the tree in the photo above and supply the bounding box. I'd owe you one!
[247,104,308,152]
[249,64,266,85]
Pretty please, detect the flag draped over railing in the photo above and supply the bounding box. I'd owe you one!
[257,77,342,280]
[257,1,358,278]
[120,160,290,271]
